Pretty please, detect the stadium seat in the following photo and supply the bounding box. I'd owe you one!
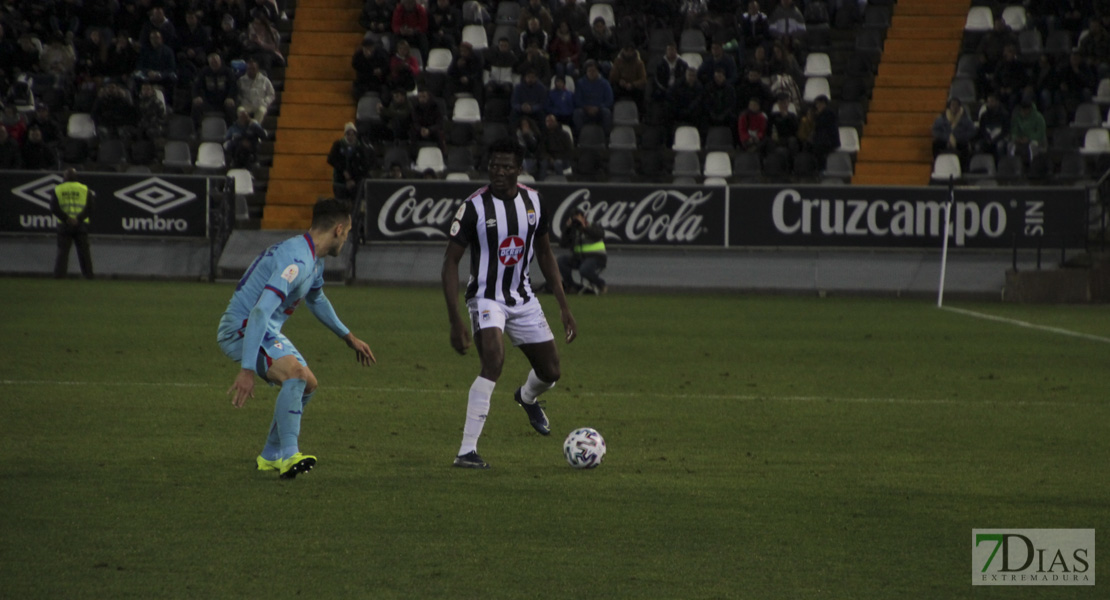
[125,165,152,174]
[517,173,535,182]
[704,126,734,152]
[452,97,481,123]
[672,125,701,152]
[803,77,831,103]
[382,146,410,171]
[162,140,193,172]
[1044,30,1074,58]
[1079,128,1110,155]
[854,28,883,62]
[588,4,615,28]
[792,151,819,180]
[863,5,892,30]
[445,172,470,181]
[948,77,977,105]
[1093,79,1110,105]
[1056,151,1089,183]
[609,150,635,180]
[803,53,832,77]
[609,126,637,150]
[578,124,607,149]
[357,96,381,124]
[446,146,474,172]
[415,146,446,174]
[704,177,728,186]
[426,48,452,74]
[838,127,860,154]
[200,116,227,143]
[166,115,195,142]
[956,54,980,79]
[227,168,254,195]
[1071,103,1103,128]
[995,155,1025,182]
[482,97,509,122]
[838,102,865,129]
[679,29,706,54]
[1018,30,1043,62]
[195,142,226,172]
[96,139,126,170]
[1104,107,1110,128]
[494,1,520,24]
[461,25,488,51]
[824,151,855,180]
[67,113,96,140]
[681,52,703,71]
[1001,6,1027,31]
[672,151,701,177]
[492,25,518,50]
[129,139,156,166]
[613,100,640,127]
[60,138,89,165]
[480,123,509,147]
[648,28,676,55]
[964,6,993,32]
[930,153,962,181]
[763,148,790,179]
[702,151,732,178]
[733,152,762,181]
[964,153,996,181]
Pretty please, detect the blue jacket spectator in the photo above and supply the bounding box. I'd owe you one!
[511,70,548,126]
[545,76,576,125]
[573,60,614,134]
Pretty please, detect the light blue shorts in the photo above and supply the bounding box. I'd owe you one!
[217,323,307,380]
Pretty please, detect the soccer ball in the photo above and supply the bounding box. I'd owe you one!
[563,428,606,469]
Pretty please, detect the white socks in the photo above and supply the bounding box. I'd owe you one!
[520,369,555,404]
[458,376,495,456]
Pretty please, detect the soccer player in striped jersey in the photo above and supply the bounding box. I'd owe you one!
[218,198,376,479]
[442,138,578,469]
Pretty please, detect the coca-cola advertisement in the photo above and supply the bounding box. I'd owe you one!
[731,185,1089,249]
[363,181,728,246]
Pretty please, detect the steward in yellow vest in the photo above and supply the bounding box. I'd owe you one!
[49,168,96,279]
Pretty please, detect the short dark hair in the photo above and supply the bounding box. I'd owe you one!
[488,138,524,166]
[311,197,352,229]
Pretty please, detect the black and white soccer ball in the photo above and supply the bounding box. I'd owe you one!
[563,427,606,469]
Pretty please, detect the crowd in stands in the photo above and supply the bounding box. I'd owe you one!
[0,0,284,172]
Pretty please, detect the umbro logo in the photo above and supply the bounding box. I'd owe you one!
[114,177,197,214]
[12,174,64,209]
[485,218,497,228]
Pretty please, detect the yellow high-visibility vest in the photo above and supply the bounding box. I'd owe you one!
[574,240,606,254]
[54,182,90,223]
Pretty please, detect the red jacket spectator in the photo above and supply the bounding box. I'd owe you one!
[392,0,429,34]
[737,103,768,149]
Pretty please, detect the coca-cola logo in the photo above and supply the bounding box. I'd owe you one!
[377,185,464,238]
[552,188,712,243]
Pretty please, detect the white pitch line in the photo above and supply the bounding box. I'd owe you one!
[0,380,1088,407]
[941,306,1110,345]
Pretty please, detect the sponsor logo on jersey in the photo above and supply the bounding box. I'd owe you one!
[281,264,299,283]
[498,236,525,266]
[485,218,498,228]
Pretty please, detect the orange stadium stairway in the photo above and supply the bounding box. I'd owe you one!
[262,0,363,230]
[852,0,970,185]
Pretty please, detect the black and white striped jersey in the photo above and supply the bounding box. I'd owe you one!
[448,184,549,306]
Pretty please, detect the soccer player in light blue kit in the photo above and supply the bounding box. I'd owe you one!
[218,198,375,479]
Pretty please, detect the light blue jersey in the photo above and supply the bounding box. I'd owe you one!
[217,233,349,375]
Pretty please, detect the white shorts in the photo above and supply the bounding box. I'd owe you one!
[467,297,555,346]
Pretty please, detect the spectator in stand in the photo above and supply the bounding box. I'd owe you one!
[510,69,548,129]
[133,30,178,93]
[654,43,688,102]
[378,87,412,141]
[931,97,976,168]
[539,112,573,180]
[75,28,106,83]
[976,93,1010,159]
[245,12,284,70]
[1,24,19,90]
[769,41,803,82]
[2,103,28,145]
[548,20,581,81]
[976,18,1017,82]
[573,60,614,135]
[215,13,246,63]
[211,0,251,39]
[518,0,553,33]
[609,42,647,110]
[92,83,138,139]
[516,116,541,176]
[140,6,178,51]
[388,38,420,92]
[177,11,212,88]
[0,125,21,168]
[192,52,238,124]
[445,41,483,103]
[392,0,429,62]
[796,102,816,151]
[409,87,445,155]
[13,33,43,76]
[738,1,771,52]
[767,92,798,153]
[428,0,462,51]
[22,125,57,169]
[680,0,710,38]
[137,82,167,141]
[768,0,805,39]
[352,37,390,101]
[698,41,738,85]
[224,106,267,167]
[990,43,1030,110]
[40,32,76,77]
[516,41,552,83]
[545,75,575,126]
[1079,18,1110,80]
[582,17,617,78]
[1009,99,1046,166]
[485,37,518,99]
[668,66,704,128]
[811,95,840,167]
[1056,51,1098,118]
[737,97,768,153]
[555,0,590,38]
[704,66,738,133]
[519,17,549,55]
[238,57,275,120]
[737,67,773,111]
[251,0,281,23]
[29,103,63,146]
[360,0,396,43]
[328,122,374,199]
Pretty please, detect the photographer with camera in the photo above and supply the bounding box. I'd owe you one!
[558,209,608,294]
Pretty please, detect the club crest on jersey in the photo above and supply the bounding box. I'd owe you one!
[485,218,497,228]
[454,204,467,220]
[450,220,460,236]
[481,310,490,321]
[273,342,283,350]
[527,209,536,225]
[498,236,525,266]
[281,264,299,283]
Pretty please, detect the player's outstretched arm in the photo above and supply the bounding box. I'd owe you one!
[441,241,472,355]
[343,332,376,366]
[535,233,577,343]
[228,368,256,408]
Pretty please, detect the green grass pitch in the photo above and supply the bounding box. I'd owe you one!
[1,278,1107,599]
